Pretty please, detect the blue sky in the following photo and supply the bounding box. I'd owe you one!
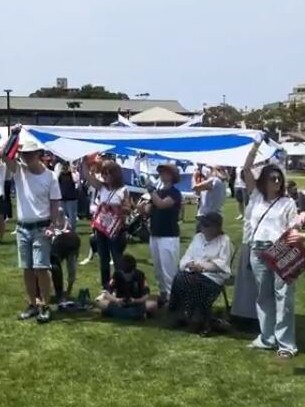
[1,0,304,110]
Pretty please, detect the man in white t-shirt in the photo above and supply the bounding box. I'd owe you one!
[1,134,61,323]
[0,159,6,241]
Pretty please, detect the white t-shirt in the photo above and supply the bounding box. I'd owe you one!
[242,190,257,244]
[234,167,246,189]
[197,177,226,216]
[180,233,231,286]
[98,185,127,206]
[0,161,6,197]
[249,189,297,243]
[14,164,62,222]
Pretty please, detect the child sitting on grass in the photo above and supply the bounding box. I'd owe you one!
[97,254,157,319]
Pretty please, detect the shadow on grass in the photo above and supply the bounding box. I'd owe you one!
[50,305,305,354]
[0,240,16,246]
[49,301,259,343]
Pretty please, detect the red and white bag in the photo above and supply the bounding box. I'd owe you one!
[91,190,123,240]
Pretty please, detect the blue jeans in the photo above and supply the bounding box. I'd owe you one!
[62,200,78,231]
[250,245,297,354]
[16,225,51,269]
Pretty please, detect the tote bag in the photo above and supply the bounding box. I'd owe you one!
[91,190,123,240]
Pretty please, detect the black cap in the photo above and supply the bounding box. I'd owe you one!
[199,212,223,228]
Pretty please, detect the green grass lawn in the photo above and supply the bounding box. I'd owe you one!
[2,189,305,406]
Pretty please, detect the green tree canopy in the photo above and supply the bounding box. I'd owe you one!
[29,83,129,100]
[244,103,305,133]
[202,105,243,127]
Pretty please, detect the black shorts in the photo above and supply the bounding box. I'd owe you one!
[0,196,4,215]
[235,188,249,205]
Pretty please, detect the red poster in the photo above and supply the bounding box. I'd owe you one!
[260,230,305,284]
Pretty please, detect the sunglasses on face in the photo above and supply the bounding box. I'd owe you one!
[269,174,282,183]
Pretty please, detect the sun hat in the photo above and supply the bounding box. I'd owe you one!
[156,163,180,184]
[18,139,43,153]
[199,212,223,228]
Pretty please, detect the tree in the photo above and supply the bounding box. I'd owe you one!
[202,105,243,127]
[29,83,129,100]
[244,103,305,135]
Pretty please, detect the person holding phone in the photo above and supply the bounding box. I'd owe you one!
[138,164,182,307]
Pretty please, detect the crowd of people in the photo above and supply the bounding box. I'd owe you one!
[1,128,305,360]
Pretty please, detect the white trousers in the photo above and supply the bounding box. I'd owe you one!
[149,236,180,296]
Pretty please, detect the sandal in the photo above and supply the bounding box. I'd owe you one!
[277,350,294,359]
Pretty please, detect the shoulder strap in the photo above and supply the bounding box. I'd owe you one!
[106,189,117,204]
[251,197,281,242]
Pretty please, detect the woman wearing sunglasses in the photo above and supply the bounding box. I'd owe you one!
[243,135,297,359]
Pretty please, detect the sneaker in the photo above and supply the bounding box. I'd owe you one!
[36,306,52,324]
[235,215,243,220]
[10,229,17,236]
[247,336,275,350]
[95,290,108,303]
[18,304,39,320]
[79,258,92,266]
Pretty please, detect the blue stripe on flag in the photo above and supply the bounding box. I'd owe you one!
[29,129,253,153]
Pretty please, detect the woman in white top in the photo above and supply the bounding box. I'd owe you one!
[244,135,298,358]
[83,158,130,290]
[169,212,231,334]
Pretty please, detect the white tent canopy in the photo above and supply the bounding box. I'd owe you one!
[130,107,189,124]
[282,142,305,156]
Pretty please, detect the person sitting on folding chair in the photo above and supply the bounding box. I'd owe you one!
[169,212,231,334]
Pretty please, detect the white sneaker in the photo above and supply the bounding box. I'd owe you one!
[79,258,92,266]
[95,290,108,303]
[235,215,243,220]
[247,336,275,350]
[10,229,17,236]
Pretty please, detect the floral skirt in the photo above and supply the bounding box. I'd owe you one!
[169,271,221,319]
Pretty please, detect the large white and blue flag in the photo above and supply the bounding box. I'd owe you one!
[0,124,282,194]
[17,125,277,167]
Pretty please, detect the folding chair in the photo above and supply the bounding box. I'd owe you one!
[221,243,238,317]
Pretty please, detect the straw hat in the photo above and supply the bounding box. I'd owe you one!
[156,163,180,184]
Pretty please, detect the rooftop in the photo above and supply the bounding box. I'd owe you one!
[0,96,190,114]
[130,107,189,123]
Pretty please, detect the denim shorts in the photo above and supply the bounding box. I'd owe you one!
[16,226,51,269]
